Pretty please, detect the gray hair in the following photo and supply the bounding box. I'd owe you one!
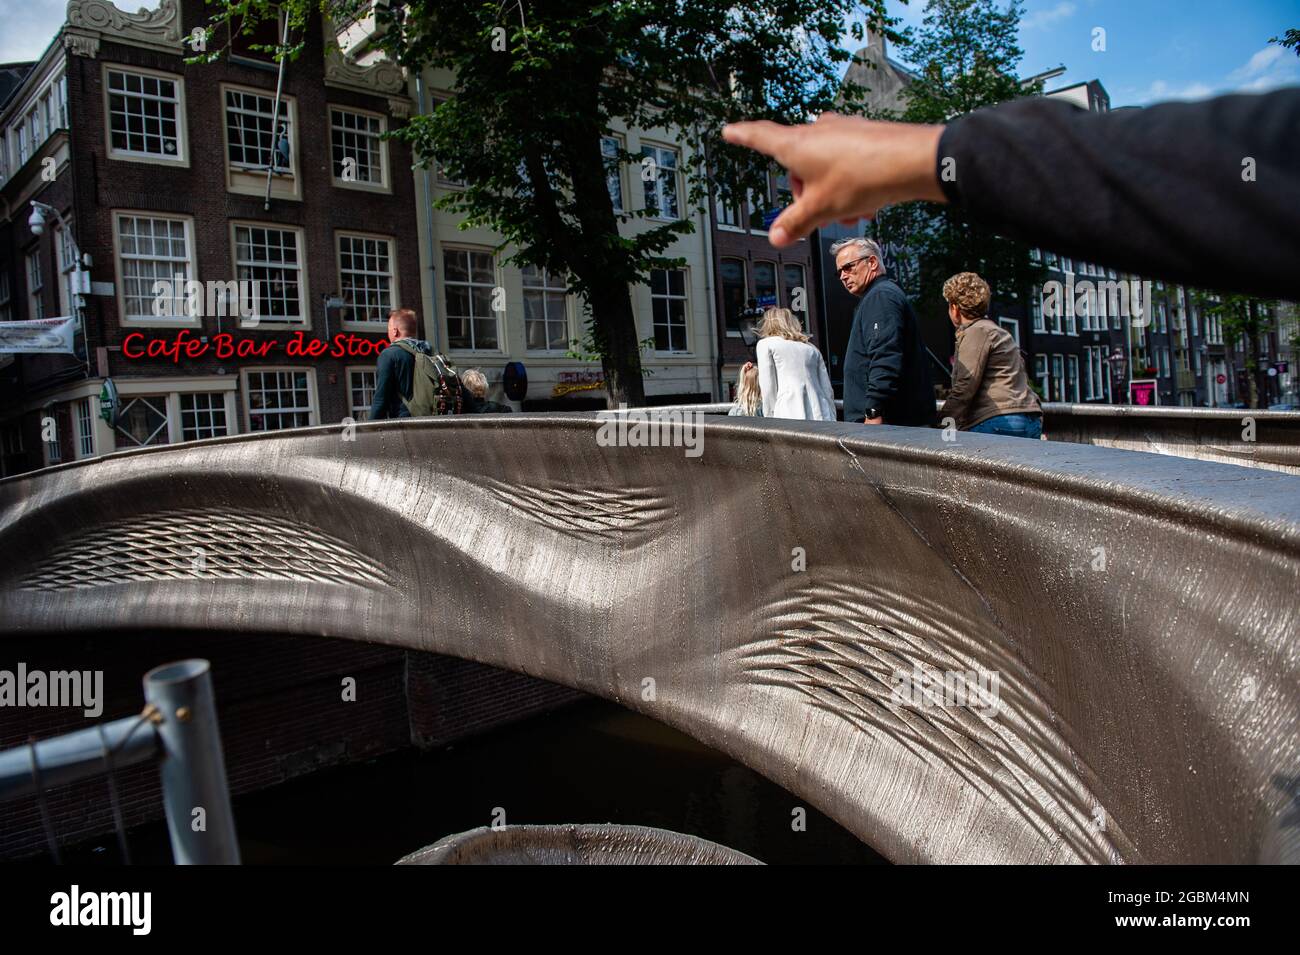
[829,236,884,264]
[462,368,488,398]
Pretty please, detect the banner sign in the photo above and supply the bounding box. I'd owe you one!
[1129,379,1159,406]
[0,317,77,355]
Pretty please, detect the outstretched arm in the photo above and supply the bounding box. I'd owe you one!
[723,89,1300,300]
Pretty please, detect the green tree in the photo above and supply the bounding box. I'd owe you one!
[1269,27,1300,56]
[197,0,895,406]
[867,0,1044,339]
[1195,292,1279,408]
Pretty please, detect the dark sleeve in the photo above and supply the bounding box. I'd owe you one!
[864,294,906,409]
[939,326,992,428]
[937,89,1300,300]
[370,347,395,420]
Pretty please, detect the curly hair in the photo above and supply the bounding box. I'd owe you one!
[942,272,991,320]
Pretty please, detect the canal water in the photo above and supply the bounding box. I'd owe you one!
[54,699,886,865]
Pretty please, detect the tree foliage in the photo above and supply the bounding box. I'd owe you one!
[196,0,898,405]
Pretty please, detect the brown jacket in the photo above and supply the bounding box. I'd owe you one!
[939,318,1042,430]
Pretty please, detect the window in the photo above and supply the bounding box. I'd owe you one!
[1032,293,1044,332]
[337,233,396,326]
[244,370,315,431]
[1061,256,1073,273]
[75,398,95,458]
[715,192,742,229]
[720,257,746,335]
[1158,347,1170,378]
[444,248,498,350]
[998,317,1020,346]
[1044,251,1059,269]
[1051,354,1065,402]
[44,408,61,464]
[225,88,290,172]
[748,176,775,232]
[115,213,194,322]
[784,264,806,319]
[180,393,229,441]
[16,122,27,167]
[349,369,376,422]
[1083,347,1095,400]
[601,136,624,213]
[430,94,463,187]
[522,264,569,352]
[115,395,170,448]
[650,268,688,353]
[0,270,11,323]
[234,223,305,325]
[56,221,78,319]
[106,67,184,162]
[1030,247,1042,263]
[753,261,776,308]
[1034,354,1049,398]
[331,107,386,189]
[640,144,679,220]
[27,250,43,320]
[1065,301,1077,336]
[1193,348,1202,375]
[57,75,67,129]
[1068,354,1080,402]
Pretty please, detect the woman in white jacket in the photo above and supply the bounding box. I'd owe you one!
[755,307,837,420]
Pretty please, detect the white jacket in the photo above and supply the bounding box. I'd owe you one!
[756,336,837,421]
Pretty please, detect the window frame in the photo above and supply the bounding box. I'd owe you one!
[220,83,300,200]
[241,367,319,433]
[329,103,390,193]
[347,366,378,422]
[26,249,44,321]
[112,211,198,328]
[639,141,681,222]
[336,231,398,330]
[442,245,502,354]
[649,266,690,355]
[230,220,310,329]
[601,133,625,214]
[178,391,231,443]
[102,63,189,167]
[521,263,573,354]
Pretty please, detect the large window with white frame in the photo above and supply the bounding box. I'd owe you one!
[330,106,387,190]
[243,369,316,432]
[443,248,498,351]
[114,395,170,448]
[522,264,570,352]
[640,143,679,220]
[114,213,195,323]
[105,65,186,164]
[1068,354,1080,402]
[75,398,95,458]
[223,86,297,198]
[601,135,624,213]
[348,368,377,422]
[337,233,396,327]
[1034,354,1049,398]
[233,223,306,326]
[650,268,688,353]
[1051,354,1065,402]
[179,392,229,441]
[26,250,43,320]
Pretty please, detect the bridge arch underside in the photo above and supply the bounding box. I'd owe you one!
[1,415,1297,865]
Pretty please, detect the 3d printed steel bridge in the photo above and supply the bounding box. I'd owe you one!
[1,414,1296,864]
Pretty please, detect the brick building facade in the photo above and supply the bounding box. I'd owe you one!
[0,0,421,475]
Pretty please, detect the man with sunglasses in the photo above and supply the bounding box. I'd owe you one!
[832,237,935,427]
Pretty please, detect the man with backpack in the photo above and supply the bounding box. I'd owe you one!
[369,308,462,419]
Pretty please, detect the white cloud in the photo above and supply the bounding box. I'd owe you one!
[1129,44,1299,105]
[1229,45,1286,81]
[1021,1,1077,31]
[0,0,162,62]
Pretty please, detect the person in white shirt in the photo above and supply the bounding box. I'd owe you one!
[755,307,836,421]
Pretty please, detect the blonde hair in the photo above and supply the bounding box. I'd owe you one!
[758,307,810,343]
[942,272,990,320]
[462,368,488,398]
[735,363,761,416]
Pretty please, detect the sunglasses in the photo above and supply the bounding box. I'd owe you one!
[837,255,872,275]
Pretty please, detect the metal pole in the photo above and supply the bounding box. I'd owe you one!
[143,659,240,864]
[263,13,293,211]
[0,715,159,802]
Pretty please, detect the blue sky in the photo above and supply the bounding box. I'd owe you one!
[2,0,1297,108]
[871,0,1300,106]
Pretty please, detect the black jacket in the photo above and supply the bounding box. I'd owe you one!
[843,276,935,426]
[369,338,432,420]
[938,89,1300,300]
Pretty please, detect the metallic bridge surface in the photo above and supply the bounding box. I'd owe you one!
[1,414,1297,864]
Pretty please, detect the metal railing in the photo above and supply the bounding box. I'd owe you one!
[0,659,240,864]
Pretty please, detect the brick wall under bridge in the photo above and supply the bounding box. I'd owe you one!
[0,631,585,860]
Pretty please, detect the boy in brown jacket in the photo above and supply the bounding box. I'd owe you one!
[938,273,1043,439]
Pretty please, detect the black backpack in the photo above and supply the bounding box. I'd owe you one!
[394,341,463,416]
